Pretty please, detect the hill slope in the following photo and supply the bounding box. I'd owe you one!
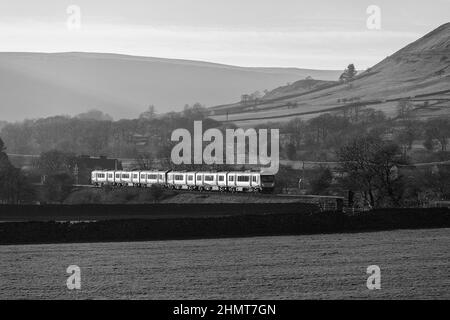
[0,52,340,121]
[209,23,450,126]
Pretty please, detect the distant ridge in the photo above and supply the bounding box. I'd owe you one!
[0,52,340,121]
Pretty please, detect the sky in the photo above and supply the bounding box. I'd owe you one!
[0,0,449,69]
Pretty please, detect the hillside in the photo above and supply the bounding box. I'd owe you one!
[0,52,340,122]
[209,23,450,126]
[262,79,336,100]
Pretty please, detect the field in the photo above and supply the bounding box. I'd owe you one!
[1,228,448,299]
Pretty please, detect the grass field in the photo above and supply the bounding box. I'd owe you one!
[1,228,448,299]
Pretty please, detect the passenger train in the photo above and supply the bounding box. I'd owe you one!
[91,170,276,193]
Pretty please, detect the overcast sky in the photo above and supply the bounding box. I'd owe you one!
[0,0,448,69]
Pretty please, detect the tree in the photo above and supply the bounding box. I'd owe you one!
[286,143,297,160]
[139,105,157,120]
[395,120,421,156]
[182,103,206,121]
[0,137,35,204]
[76,109,113,121]
[424,165,450,199]
[285,118,305,148]
[0,137,5,152]
[338,136,404,207]
[0,137,10,171]
[424,118,450,151]
[396,100,414,120]
[250,91,262,100]
[34,150,76,177]
[309,167,333,195]
[41,173,74,203]
[339,64,357,82]
[135,152,155,170]
[0,167,35,204]
[423,138,436,151]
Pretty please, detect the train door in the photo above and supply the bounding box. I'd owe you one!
[195,173,204,190]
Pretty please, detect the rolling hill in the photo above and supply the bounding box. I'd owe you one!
[209,23,450,126]
[0,52,340,122]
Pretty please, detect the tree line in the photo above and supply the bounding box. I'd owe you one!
[1,103,450,206]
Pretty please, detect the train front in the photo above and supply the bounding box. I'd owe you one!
[260,174,275,193]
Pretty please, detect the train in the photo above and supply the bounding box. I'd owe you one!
[91,170,276,193]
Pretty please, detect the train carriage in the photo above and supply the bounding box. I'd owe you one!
[157,171,169,184]
[91,170,107,186]
[227,172,237,191]
[250,173,260,191]
[195,172,204,189]
[131,171,141,187]
[217,172,227,191]
[139,171,148,186]
[114,171,122,186]
[144,171,154,186]
[167,171,188,189]
[186,172,197,190]
[120,171,132,187]
[202,172,218,191]
[106,171,115,185]
[235,172,252,191]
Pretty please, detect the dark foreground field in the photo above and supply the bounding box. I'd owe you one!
[1,229,449,299]
[0,204,449,245]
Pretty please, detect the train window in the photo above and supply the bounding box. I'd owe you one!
[204,175,214,182]
[261,175,275,183]
[252,176,258,182]
[197,176,202,181]
[159,174,163,180]
[229,176,234,182]
[108,174,113,178]
[148,174,157,180]
[237,176,250,182]
[218,176,224,182]
[133,173,138,179]
[122,174,130,179]
[175,175,184,181]
[140,174,145,179]
[188,175,193,181]
[115,174,120,179]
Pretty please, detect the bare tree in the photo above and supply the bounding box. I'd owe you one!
[338,136,404,207]
[135,152,155,170]
[425,118,450,151]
